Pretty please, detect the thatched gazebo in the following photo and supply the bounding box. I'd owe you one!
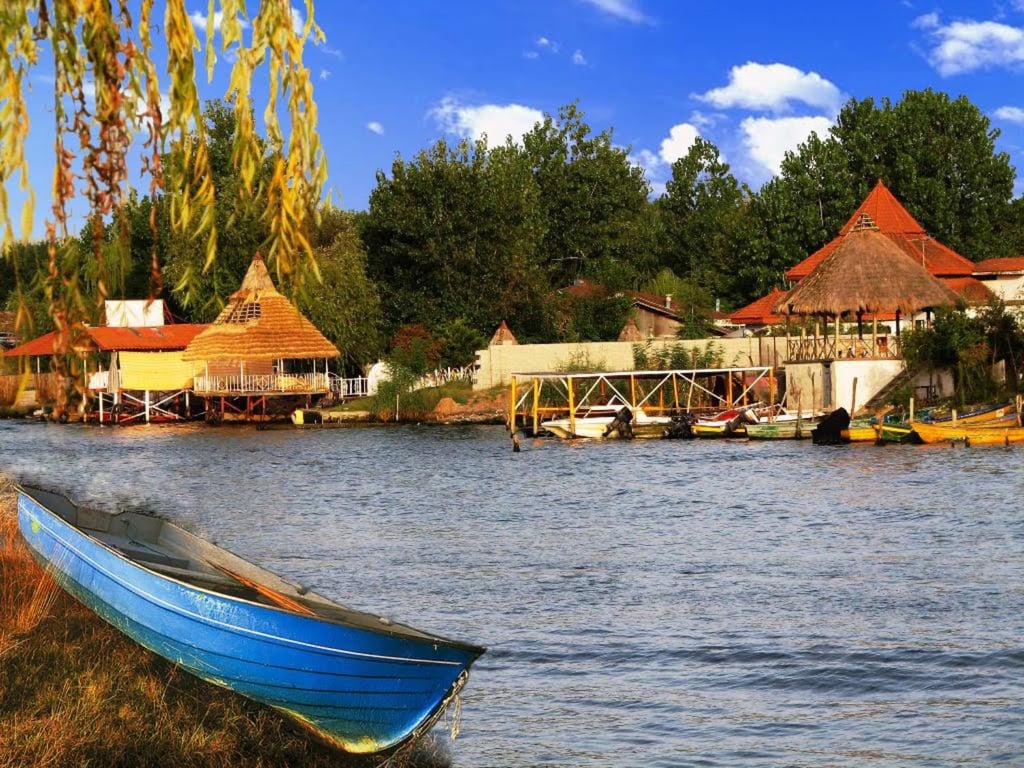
[184,253,340,419]
[775,218,959,361]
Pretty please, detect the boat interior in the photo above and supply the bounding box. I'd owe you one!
[19,485,468,646]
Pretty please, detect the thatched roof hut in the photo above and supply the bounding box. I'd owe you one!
[489,321,518,346]
[183,254,339,362]
[775,222,959,318]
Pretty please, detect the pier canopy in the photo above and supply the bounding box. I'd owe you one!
[183,253,340,396]
[776,220,958,362]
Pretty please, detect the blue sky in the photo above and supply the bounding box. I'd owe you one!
[14,0,1024,238]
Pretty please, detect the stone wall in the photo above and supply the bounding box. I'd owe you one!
[473,337,776,391]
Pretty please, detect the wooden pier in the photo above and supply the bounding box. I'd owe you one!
[508,366,776,436]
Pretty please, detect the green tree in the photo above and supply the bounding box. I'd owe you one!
[297,207,384,373]
[833,90,1016,259]
[658,137,750,302]
[162,100,273,320]
[363,136,550,340]
[523,102,650,288]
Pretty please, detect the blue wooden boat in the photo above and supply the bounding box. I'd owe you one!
[16,485,484,754]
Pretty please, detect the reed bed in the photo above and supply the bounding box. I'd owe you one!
[0,479,449,768]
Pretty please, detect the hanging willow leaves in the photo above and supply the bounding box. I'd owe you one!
[0,0,327,414]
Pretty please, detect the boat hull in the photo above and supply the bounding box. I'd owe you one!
[910,420,1024,446]
[744,421,813,439]
[17,489,482,754]
[540,413,671,439]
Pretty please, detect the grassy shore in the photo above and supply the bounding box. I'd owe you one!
[0,479,449,768]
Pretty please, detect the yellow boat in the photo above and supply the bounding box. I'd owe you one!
[911,419,1024,446]
[841,424,877,442]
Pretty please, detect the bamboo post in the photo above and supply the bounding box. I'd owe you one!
[726,371,733,408]
[851,377,858,416]
[810,371,817,413]
[567,375,576,438]
[910,396,915,423]
[532,378,540,436]
[508,375,517,431]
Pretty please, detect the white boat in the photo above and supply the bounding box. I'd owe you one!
[540,402,672,439]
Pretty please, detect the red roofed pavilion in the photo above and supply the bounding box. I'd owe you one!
[785,180,974,281]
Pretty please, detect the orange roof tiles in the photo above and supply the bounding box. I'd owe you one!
[973,257,1024,275]
[4,324,208,357]
[730,288,787,326]
[941,277,996,304]
[87,324,208,351]
[785,181,975,281]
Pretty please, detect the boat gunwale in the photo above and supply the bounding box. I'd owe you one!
[16,484,486,657]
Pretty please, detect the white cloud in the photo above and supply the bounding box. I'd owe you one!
[572,49,588,66]
[319,43,344,60]
[290,6,305,35]
[695,62,844,114]
[659,123,700,164]
[536,36,559,52]
[912,12,940,30]
[319,69,331,81]
[740,115,833,175]
[430,97,544,146]
[915,15,1024,75]
[367,121,384,135]
[628,148,661,171]
[994,105,1024,123]
[523,50,540,60]
[579,0,651,24]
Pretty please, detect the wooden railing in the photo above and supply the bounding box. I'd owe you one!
[193,372,330,395]
[786,336,901,362]
[329,374,368,399]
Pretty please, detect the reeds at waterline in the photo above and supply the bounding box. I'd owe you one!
[0,479,450,768]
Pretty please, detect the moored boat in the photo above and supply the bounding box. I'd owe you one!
[691,404,760,437]
[910,419,1024,446]
[540,403,672,439]
[16,485,484,755]
[745,417,817,440]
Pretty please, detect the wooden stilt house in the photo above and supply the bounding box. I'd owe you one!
[182,253,341,422]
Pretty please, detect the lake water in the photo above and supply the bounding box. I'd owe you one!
[1,420,1022,767]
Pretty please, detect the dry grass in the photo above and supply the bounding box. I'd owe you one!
[0,480,452,768]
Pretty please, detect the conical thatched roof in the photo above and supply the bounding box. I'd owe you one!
[775,223,959,317]
[489,321,518,346]
[183,254,340,361]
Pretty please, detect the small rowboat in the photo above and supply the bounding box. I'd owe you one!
[16,485,484,755]
[910,419,1024,446]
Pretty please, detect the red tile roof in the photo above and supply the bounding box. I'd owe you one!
[973,257,1024,275]
[785,181,975,281]
[941,277,996,304]
[4,324,208,357]
[87,324,207,351]
[3,331,60,357]
[730,288,787,326]
[560,279,608,299]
